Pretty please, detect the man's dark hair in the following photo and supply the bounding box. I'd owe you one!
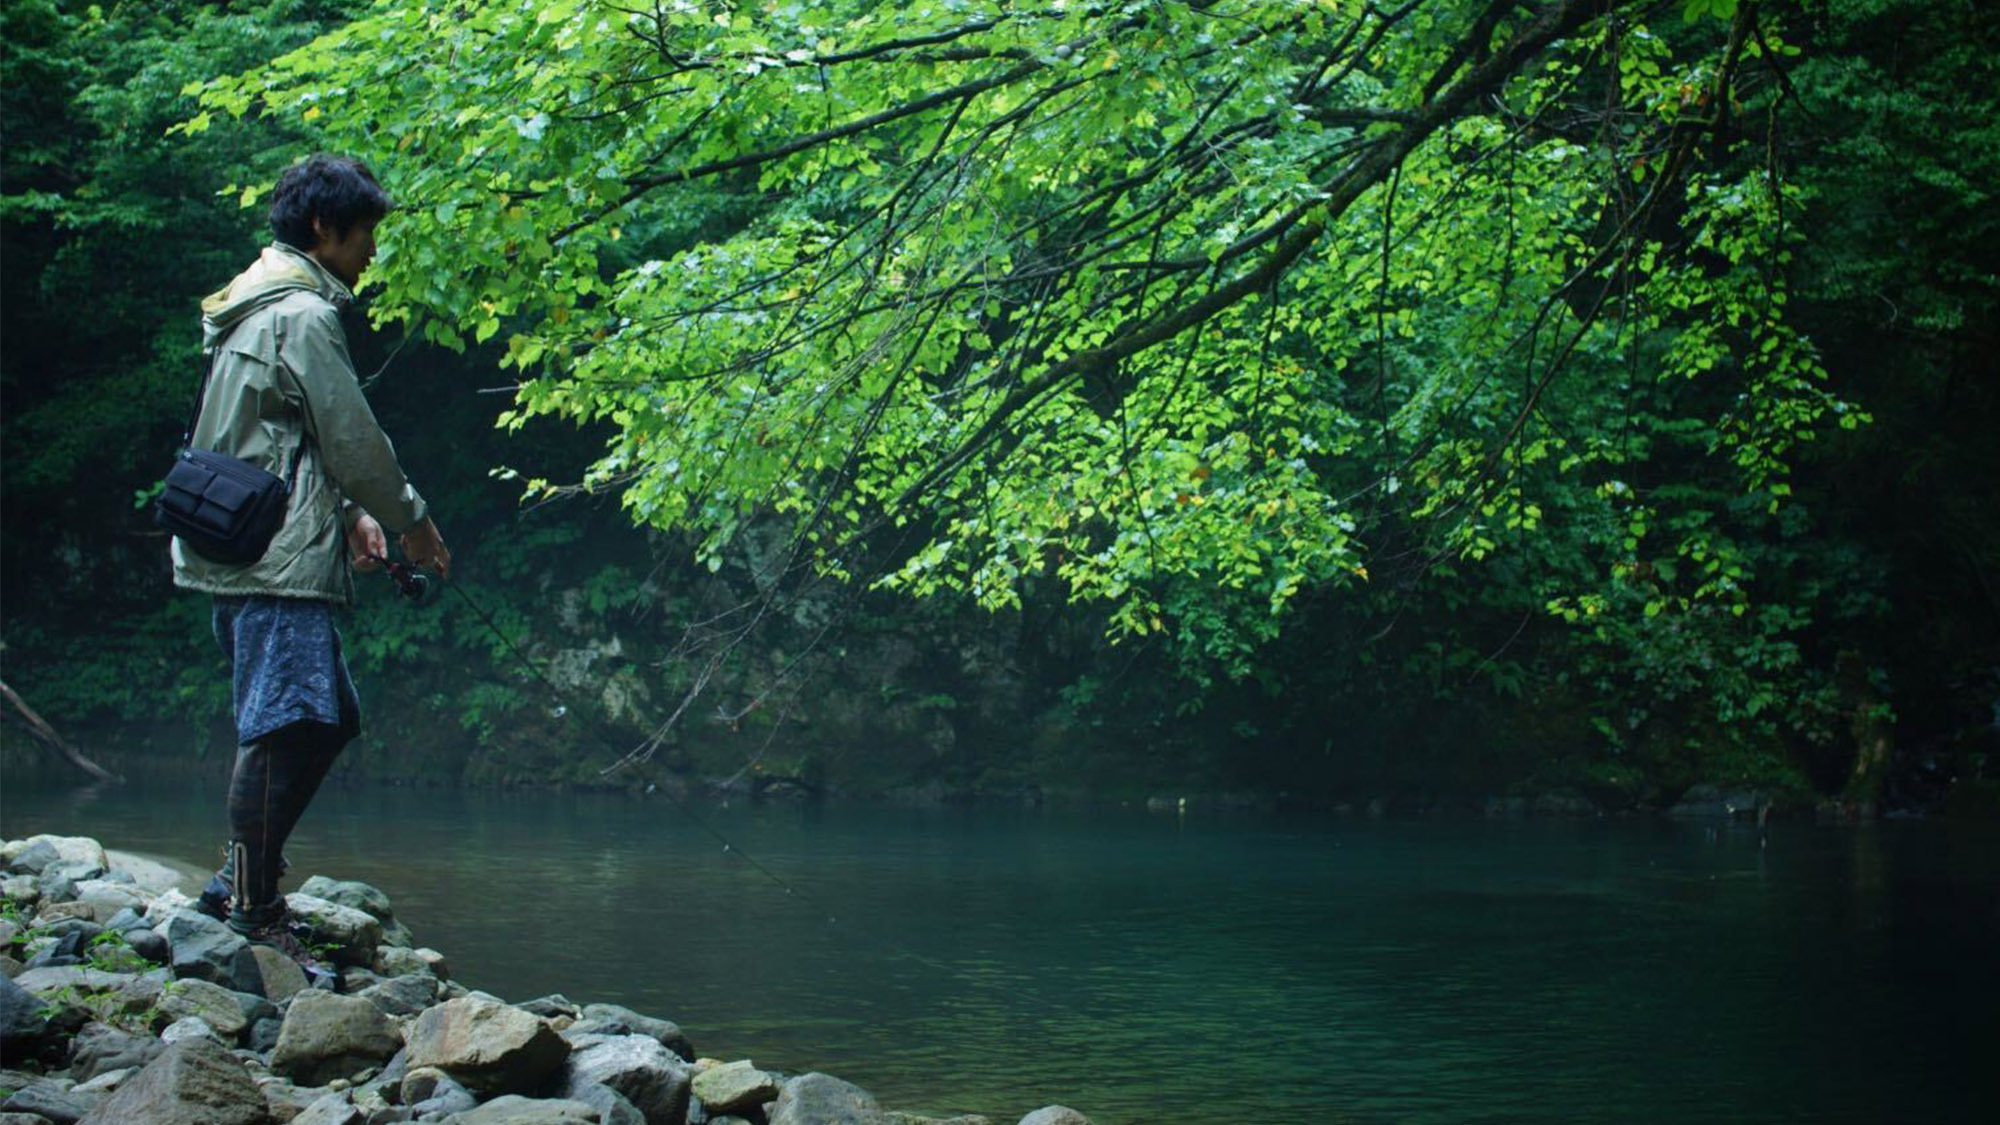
[268,154,394,249]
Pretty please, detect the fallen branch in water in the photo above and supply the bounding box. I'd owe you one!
[0,678,123,785]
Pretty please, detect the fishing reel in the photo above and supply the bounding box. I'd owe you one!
[367,553,442,605]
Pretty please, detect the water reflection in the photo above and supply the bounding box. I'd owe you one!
[2,779,1996,1124]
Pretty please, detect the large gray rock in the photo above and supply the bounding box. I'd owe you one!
[569,1082,645,1125]
[163,913,259,992]
[768,1073,896,1125]
[76,1037,264,1125]
[69,881,149,925]
[158,1017,223,1046]
[295,879,394,925]
[0,974,48,1049]
[9,967,132,997]
[248,946,309,1004]
[281,896,381,968]
[445,1095,597,1124]
[271,991,401,1086]
[691,1060,779,1115]
[1016,1110,1093,1125]
[2,1083,93,1125]
[5,837,107,876]
[356,974,436,1018]
[561,1034,687,1125]
[159,978,251,1039]
[404,998,567,1096]
[68,1022,166,1082]
[291,1090,363,1125]
[574,1004,693,1061]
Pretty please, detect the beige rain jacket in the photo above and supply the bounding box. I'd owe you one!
[170,242,427,604]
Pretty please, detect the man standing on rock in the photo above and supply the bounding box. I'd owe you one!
[171,154,449,978]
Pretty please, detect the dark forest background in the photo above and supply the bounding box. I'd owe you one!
[3,0,1995,814]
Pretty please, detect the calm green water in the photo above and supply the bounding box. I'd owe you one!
[3,776,1996,1124]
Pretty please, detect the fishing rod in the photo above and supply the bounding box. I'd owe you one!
[365,552,841,924]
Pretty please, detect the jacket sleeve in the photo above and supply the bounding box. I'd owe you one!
[280,299,429,534]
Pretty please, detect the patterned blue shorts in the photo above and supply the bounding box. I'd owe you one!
[212,595,361,746]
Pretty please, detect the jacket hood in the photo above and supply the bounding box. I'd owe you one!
[200,242,355,346]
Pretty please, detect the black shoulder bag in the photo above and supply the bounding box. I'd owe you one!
[154,338,306,565]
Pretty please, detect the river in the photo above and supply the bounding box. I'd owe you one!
[3,776,1995,1123]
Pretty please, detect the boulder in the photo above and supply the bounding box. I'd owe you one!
[260,1079,322,1123]
[163,914,259,993]
[159,978,251,1038]
[158,1017,222,1046]
[561,1034,688,1125]
[9,967,132,997]
[291,1090,363,1125]
[2,1083,93,1124]
[6,837,107,876]
[68,1022,166,1082]
[575,1004,693,1061]
[769,1073,897,1125]
[282,895,381,967]
[0,876,38,909]
[399,1066,476,1116]
[142,890,194,927]
[296,879,394,925]
[69,882,149,925]
[447,1095,597,1124]
[356,974,436,1019]
[569,1082,646,1125]
[370,947,432,980]
[29,904,93,927]
[690,1060,779,1115]
[101,851,193,897]
[249,947,310,1004]
[76,1037,264,1125]
[247,1017,283,1053]
[271,991,402,1086]
[1017,1110,1093,1125]
[0,974,49,1050]
[125,930,170,967]
[517,995,579,1020]
[403,997,567,1095]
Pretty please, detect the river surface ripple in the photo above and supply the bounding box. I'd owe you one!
[3,779,1995,1124]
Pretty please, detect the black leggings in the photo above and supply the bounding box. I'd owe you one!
[226,721,345,921]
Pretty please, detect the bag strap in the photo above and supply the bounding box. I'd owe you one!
[180,317,308,492]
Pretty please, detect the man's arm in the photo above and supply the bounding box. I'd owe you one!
[281,300,428,533]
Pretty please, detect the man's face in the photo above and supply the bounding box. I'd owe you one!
[310,214,380,288]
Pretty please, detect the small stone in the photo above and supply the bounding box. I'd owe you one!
[2,1082,93,1124]
[142,889,194,927]
[68,1022,166,1082]
[447,1094,597,1124]
[163,913,259,993]
[262,1080,323,1123]
[77,1037,265,1125]
[283,895,383,967]
[1016,1109,1094,1125]
[296,878,395,924]
[568,1082,645,1125]
[72,1068,131,1095]
[161,1016,223,1045]
[356,974,436,1018]
[251,946,311,1004]
[691,1060,780,1114]
[516,994,578,1019]
[29,903,94,926]
[271,991,403,1087]
[125,930,170,966]
[411,950,447,982]
[159,978,252,1038]
[370,947,430,980]
[292,1090,363,1125]
[248,1017,284,1053]
[575,1003,693,1061]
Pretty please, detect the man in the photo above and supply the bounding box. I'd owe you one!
[172,153,448,976]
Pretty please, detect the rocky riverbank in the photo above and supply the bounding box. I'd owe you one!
[0,835,1092,1125]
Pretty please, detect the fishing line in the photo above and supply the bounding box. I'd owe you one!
[371,553,1132,1047]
